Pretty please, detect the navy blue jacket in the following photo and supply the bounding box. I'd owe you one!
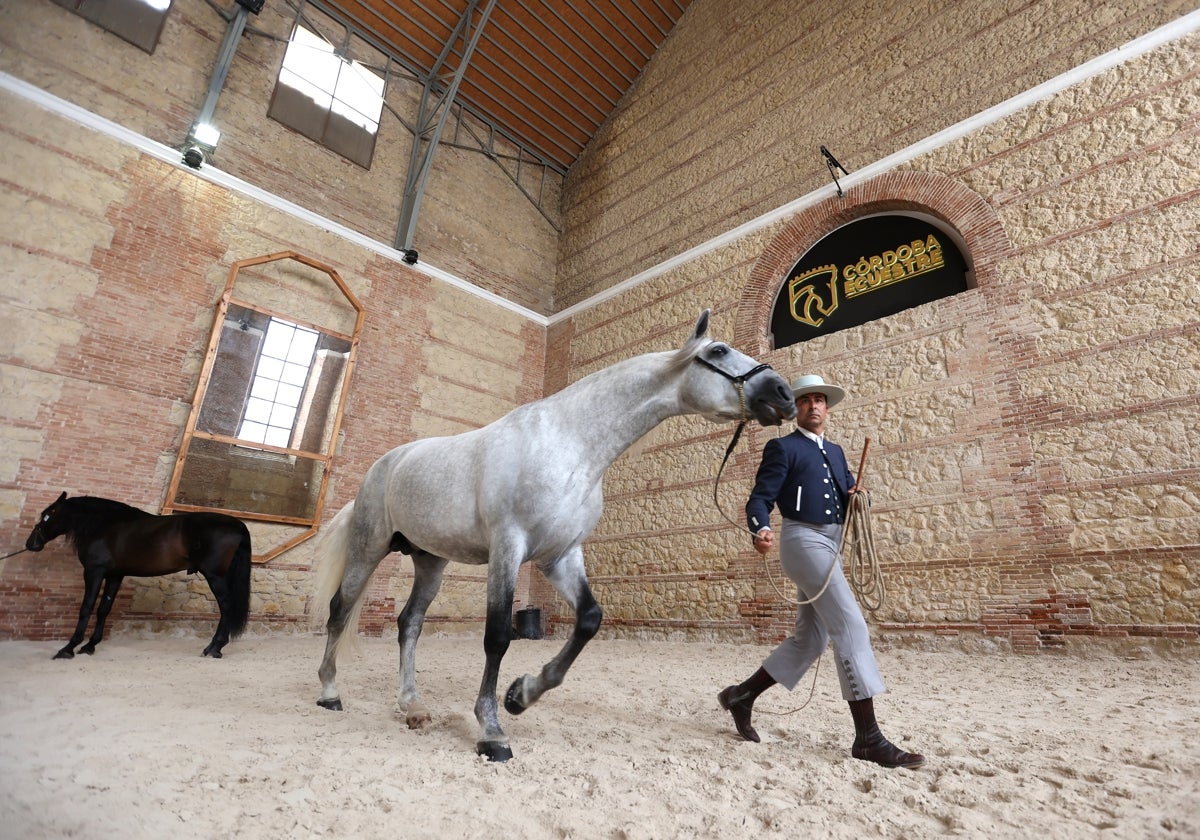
[746,430,856,531]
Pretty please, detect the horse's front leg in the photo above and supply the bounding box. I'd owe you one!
[78,575,123,655]
[504,546,602,714]
[56,567,105,659]
[396,551,448,729]
[474,552,521,762]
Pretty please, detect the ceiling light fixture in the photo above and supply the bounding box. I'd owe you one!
[183,122,221,169]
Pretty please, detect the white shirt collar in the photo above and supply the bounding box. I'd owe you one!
[797,427,824,447]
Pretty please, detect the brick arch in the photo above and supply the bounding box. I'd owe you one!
[734,171,1013,353]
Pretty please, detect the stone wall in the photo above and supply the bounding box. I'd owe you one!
[535,18,1199,653]
[556,0,1191,310]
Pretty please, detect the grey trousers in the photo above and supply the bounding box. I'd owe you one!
[761,520,886,701]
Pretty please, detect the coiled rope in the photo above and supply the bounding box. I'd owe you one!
[713,430,885,612]
[842,490,886,613]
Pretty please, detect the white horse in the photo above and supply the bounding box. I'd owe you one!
[313,309,795,761]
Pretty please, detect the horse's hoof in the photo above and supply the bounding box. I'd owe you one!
[476,741,514,762]
[405,702,432,729]
[317,698,344,711]
[79,645,96,655]
[53,649,74,660]
[504,677,529,715]
[203,647,223,658]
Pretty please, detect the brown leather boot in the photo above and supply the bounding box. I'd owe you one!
[848,698,925,768]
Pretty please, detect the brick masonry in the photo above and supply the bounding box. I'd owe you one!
[1,2,1197,654]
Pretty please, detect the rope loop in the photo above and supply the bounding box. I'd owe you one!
[710,426,886,611]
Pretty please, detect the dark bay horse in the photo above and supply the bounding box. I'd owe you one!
[312,309,796,761]
[24,492,252,659]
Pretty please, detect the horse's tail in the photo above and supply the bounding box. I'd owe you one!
[310,501,363,655]
[225,524,252,640]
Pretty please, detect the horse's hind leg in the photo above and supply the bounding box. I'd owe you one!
[200,571,231,658]
[317,541,389,711]
[78,575,123,656]
[56,567,105,660]
[396,550,448,729]
[504,546,602,714]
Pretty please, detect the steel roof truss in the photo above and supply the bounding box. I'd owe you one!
[394,0,498,252]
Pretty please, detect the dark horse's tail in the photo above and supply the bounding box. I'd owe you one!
[225,524,252,639]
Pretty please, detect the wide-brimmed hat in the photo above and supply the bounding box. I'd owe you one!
[789,374,846,407]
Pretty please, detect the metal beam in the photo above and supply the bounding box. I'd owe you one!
[394,0,498,255]
[193,2,252,138]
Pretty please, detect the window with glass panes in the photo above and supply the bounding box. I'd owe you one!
[238,317,319,448]
[268,24,386,168]
[52,0,172,54]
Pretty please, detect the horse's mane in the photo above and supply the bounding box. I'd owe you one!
[545,334,709,402]
[60,496,153,548]
[669,333,711,369]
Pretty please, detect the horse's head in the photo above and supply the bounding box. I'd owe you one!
[25,491,69,551]
[676,310,796,426]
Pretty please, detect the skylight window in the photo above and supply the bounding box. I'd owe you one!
[53,0,172,53]
[269,24,386,166]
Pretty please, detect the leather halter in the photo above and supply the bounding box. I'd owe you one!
[693,353,773,422]
[693,350,778,536]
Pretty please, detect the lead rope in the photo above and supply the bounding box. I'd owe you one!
[842,491,886,612]
[713,429,874,609]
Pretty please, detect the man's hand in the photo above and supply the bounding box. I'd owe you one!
[752,529,774,555]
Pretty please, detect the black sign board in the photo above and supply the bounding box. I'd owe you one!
[771,215,969,348]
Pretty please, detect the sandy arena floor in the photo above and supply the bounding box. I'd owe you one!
[1,631,1197,838]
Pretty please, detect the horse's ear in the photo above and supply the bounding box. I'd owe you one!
[674,308,712,365]
[56,491,67,503]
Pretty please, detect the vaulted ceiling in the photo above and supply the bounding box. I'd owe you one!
[311,0,696,174]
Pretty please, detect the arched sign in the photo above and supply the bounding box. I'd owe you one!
[770,214,970,348]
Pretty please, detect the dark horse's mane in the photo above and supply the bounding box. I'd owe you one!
[60,496,153,548]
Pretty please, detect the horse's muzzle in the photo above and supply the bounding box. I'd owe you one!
[752,400,796,426]
[749,375,797,426]
[25,529,46,551]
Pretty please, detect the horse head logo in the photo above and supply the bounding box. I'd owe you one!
[788,264,840,328]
